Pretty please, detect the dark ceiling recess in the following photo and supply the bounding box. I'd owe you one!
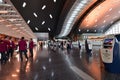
[10,0,66,37]
[68,0,105,38]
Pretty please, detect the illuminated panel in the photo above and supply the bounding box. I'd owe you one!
[34,33,49,40]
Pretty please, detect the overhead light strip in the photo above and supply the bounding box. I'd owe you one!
[42,5,46,10]
[33,12,38,17]
[22,2,26,8]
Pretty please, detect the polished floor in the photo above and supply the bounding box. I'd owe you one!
[0,45,120,80]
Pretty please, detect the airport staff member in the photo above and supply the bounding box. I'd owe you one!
[18,37,28,61]
[29,38,34,57]
[0,39,7,64]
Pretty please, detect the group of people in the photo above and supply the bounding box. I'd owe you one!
[0,36,34,64]
[48,40,73,51]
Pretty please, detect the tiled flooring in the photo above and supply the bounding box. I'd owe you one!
[0,45,120,80]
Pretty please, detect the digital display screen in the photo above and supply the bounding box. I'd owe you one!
[103,39,113,48]
[104,39,113,43]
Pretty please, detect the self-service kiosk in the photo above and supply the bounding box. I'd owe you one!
[101,35,120,73]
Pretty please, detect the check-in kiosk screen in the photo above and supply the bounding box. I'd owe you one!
[103,39,113,48]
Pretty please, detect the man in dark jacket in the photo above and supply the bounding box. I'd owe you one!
[18,37,28,61]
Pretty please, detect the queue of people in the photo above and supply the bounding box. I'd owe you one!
[0,36,34,64]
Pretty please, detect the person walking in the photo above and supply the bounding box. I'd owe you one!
[0,39,7,64]
[8,37,15,58]
[29,38,34,57]
[18,37,28,61]
[3,36,10,60]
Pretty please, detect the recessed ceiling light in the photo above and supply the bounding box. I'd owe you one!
[79,29,81,32]
[6,25,12,27]
[105,15,110,17]
[16,30,20,32]
[27,20,30,24]
[85,19,88,22]
[0,11,8,14]
[53,0,56,3]
[0,19,5,22]
[118,11,120,13]
[48,28,51,31]
[20,27,25,29]
[35,27,38,31]
[103,20,106,23]
[42,5,46,10]
[15,24,21,26]
[49,14,53,19]
[8,19,16,22]
[12,27,17,30]
[20,32,22,33]
[41,21,45,25]
[111,21,114,24]
[98,5,101,9]
[109,8,112,11]
[33,12,38,17]
[22,2,26,8]
[113,16,117,19]
[86,25,89,27]
[95,19,97,22]
[102,25,105,28]
[94,25,97,27]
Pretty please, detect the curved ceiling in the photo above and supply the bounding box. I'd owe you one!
[79,0,120,33]
[8,0,120,38]
[58,0,97,37]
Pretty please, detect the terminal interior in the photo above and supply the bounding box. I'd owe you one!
[0,0,120,80]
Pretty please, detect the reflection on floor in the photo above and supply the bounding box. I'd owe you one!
[0,45,120,80]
